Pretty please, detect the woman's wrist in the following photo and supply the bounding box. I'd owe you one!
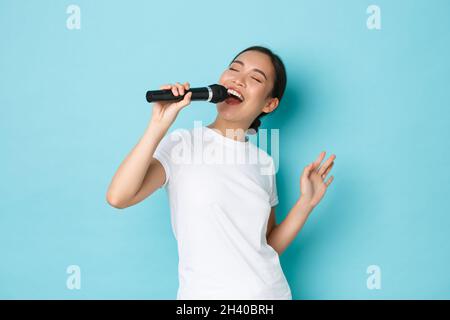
[295,196,314,216]
[147,119,169,137]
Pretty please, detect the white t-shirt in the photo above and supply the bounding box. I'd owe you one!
[153,125,292,300]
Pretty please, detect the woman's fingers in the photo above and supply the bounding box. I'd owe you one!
[172,85,179,96]
[174,82,184,96]
[325,175,334,187]
[174,91,192,110]
[159,82,190,96]
[184,91,192,103]
[302,162,315,179]
[313,151,326,171]
[321,161,334,179]
[318,154,336,176]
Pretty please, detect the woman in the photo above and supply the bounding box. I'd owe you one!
[106,46,336,299]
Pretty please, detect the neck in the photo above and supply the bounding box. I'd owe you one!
[206,118,249,142]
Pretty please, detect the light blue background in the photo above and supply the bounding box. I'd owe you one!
[1,0,449,299]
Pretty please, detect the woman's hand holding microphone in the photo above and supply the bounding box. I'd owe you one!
[106,81,193,208]
[149,81,192,132]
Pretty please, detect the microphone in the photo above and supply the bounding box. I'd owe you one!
[146,84,229,104]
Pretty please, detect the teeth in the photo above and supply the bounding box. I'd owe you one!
[227,89,244,101]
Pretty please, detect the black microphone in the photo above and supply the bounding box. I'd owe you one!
[146,84,229,104]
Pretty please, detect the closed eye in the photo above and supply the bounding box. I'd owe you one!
[229,67,262,83]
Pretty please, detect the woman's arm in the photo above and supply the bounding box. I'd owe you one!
[266,207,277,239]
[106,123,168,209]
[106,82,192,209]
[267,198,313,255]
[267,151,336,255]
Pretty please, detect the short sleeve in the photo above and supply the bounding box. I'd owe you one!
[153,129,183,189]
[268,159,279,207]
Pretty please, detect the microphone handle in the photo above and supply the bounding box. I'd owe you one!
[146,87,211,103]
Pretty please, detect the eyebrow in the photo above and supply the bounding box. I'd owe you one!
[229,60,268,80]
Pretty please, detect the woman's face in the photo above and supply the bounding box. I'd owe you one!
[216,50,279,127]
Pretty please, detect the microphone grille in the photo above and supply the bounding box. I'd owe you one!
[208,84,229,103]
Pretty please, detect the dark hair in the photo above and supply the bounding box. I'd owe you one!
[229,45,287,134]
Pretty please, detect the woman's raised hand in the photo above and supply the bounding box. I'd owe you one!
[300,151,336,208]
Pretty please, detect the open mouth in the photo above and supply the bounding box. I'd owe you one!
[224,88,244,105]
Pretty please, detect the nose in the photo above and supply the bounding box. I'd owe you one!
[232,78,245,88]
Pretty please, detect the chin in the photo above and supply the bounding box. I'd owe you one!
[216,102,242,120]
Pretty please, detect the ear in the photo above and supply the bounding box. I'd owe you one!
[262,97,279,114]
